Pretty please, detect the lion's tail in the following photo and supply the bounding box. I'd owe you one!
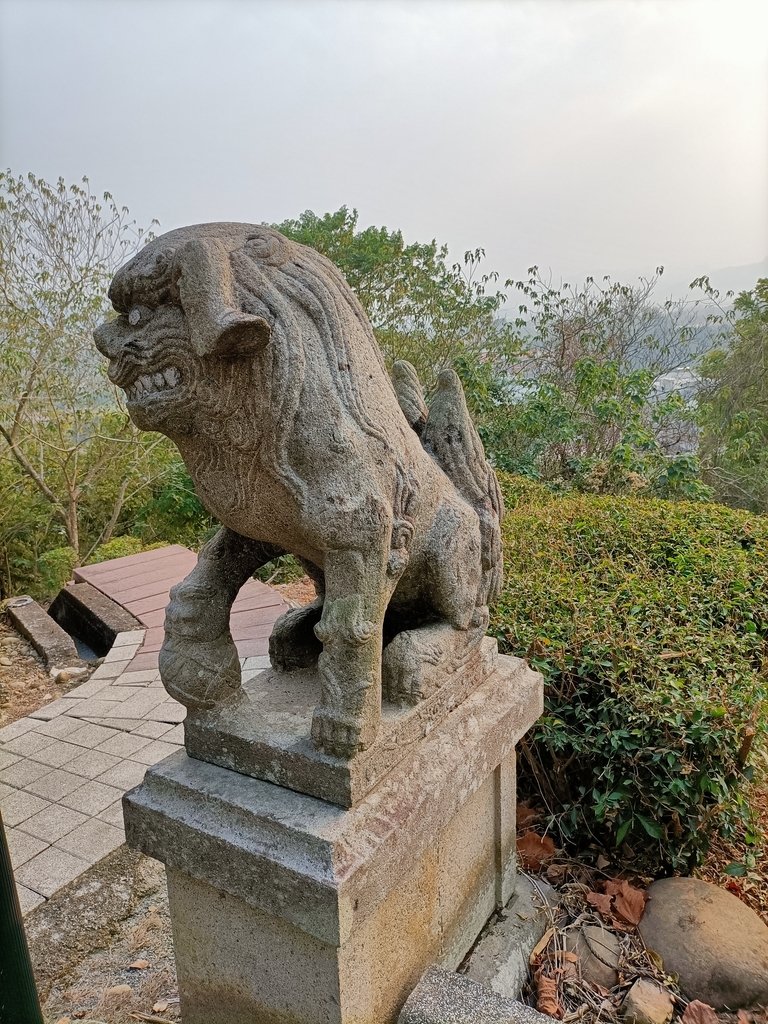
[392,361,504,608]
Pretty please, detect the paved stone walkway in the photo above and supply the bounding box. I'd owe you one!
[1,547,288,915]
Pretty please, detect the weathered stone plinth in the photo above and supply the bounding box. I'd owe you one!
[186,637,499,807]
[124,654,542,1024]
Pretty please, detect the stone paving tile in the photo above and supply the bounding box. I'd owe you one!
[3,730,54,757]
[36,716,86,739]
[113,630,146,646]
[105,645,139,663]
[129,739,179,766]
[119,670,160,686]
[16,845,89,897]
[60,779,124,815]
[87,717,146,732]
[97,800,125,828]
[20,803,88,843]
[29,697,84,721]
[95,759,147,791]
[165,724,185,745]
[26,768,84,801]
[66,748,121,779]
[0,781,14,801]
[0,748,20,771]
[66,698,126,719]
[56,816,124,861]
[6,827,48,867]
[57,677,112,700]
[244,655,271,670]
[91,685,146,703]
[119,693,169,719]
[131,720,174,739]
[145,702,186,724]
[33,739,84,769]
[0,758,52,789]
[91,660,131,680]
[66,722,120,748]
[97,731,152,758]
[0,789,51,827]
[16,882,45,914]
[0,718,38,743]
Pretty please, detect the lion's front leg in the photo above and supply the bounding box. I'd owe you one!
[160,528,282,711]
[311,545,390,759]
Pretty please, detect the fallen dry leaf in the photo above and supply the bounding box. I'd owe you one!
[152,1001,170,1014]
[681,1001,719,1024]
[586,890,614,920]
[128,958,150,970]
[606,878,647,927]
[660,650,685,660]
[535,970,561,1018]
[737,1012,752,1024]
[529,925,556,964]
[596,854,611,870]
[517,832,556,871]
[517,803,539,829]
[55,1017,71,1024]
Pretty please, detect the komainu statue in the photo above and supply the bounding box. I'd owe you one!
[95,224,503,759]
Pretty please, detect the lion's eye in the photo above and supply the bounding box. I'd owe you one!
[128,308,141,327]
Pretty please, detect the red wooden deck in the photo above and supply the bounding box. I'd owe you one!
[74,545,288,670]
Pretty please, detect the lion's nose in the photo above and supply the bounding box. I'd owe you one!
[93,320,121,358]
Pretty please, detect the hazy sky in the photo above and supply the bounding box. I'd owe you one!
[1,0,766,295]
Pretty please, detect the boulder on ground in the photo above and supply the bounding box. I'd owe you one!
[621,978,674,1024]
[638,877,768,1009]
[565,923,620,989]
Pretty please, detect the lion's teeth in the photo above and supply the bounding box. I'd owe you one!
[154,373,165,388]
[164,367,180,387]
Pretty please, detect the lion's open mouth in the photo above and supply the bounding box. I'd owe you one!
[124,366,182,402]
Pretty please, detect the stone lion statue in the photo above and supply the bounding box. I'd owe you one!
[95,223,503,759]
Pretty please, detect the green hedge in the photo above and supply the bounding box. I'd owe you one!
[491,474,767,871]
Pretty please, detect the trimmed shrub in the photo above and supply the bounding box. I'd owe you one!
[491,474,767,871]
[87,536,144,564]
[36,546,78,597]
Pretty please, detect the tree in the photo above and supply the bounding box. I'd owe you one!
[0,170,168,585]
[479,268,715,497]
[276,206,519,393]
[697,279,768,510]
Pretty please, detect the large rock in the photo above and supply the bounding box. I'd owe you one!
[638,877,768,1009]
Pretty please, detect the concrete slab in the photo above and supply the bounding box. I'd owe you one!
[0,758,52,789]
[6,827,48,867]
[65,748,122,779]
[16,844,90,897]
[32,739,84,769]
[60,779,124,815]
[56,817,124,861]
[16,882,45,914]
[130,720,174,739]
[96,731,153,758]
[0,789,51,826]
[20,803,88,843]
[398,967,552,1024]
[25,769,84,801]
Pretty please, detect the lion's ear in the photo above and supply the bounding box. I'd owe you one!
[173,237,271,358]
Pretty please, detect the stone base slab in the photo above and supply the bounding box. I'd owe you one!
[124,654,543,1024]
[185,636,499,807]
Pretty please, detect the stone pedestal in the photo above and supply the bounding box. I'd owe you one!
[124,652,542,1024]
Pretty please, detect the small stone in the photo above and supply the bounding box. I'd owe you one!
[106,983,132,998]
[50,666,89,684]
[566,923,620,990]
[622,979,674,1024]
[0,657,12,666]
[639,877,768,1009]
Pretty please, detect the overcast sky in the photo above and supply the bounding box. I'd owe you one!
[1,0,766,296]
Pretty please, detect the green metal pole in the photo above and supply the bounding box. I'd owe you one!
[0,807,43,1024]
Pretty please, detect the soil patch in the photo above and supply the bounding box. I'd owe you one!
[0,609,86,727]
